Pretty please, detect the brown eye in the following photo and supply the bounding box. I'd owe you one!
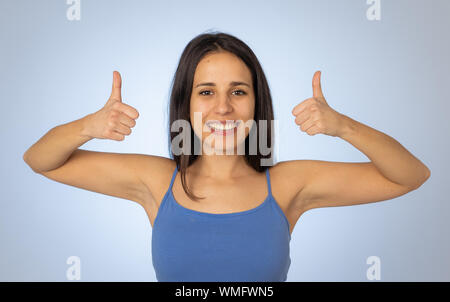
[233,90,246,96]
[199,91,212,96]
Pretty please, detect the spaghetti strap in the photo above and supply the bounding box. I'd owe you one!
[265,168,272,197]
[168,165,178,190]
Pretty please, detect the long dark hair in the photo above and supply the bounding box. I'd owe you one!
[167,30,275,201]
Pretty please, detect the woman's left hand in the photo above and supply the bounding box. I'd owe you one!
[291,71,346,137]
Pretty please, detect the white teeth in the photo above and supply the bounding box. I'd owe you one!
[211,124,234,130]
[207,121,239,131]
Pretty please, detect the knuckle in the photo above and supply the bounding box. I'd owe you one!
[125,116,136,128]
[110,98,120,104]
[103,132,113,139]
[112,101,122,110]
[112,109,121,117]
[108,111,118,120]
[112,131,123,141]
[107,120,116,128]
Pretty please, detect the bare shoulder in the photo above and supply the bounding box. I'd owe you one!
[268,159,310,211]
[134,155,177,206]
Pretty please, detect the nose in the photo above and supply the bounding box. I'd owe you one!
[214,94,233,115]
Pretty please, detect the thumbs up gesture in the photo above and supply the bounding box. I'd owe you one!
[84,71,140,141]
[291,71,344,137]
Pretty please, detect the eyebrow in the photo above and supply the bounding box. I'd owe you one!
[194,81,251,88]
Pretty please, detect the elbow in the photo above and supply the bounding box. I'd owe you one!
[411,168,431,190]
[22,151,31,169]
[423,168,431,184]
[23,151,42,174]
[422,166,431,184]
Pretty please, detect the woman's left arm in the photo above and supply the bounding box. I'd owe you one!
[337,112,430,188]
[288,71,430,212]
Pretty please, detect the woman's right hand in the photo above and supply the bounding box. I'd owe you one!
[83,71,140,141]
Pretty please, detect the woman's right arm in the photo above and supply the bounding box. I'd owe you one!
[23,114,94,173]
[22,71,162,207]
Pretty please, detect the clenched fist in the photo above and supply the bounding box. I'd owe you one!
[83,71,139,141]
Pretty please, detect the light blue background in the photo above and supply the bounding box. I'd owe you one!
[1,0,448,281]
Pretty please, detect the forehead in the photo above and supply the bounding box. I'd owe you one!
[193,52,252,86]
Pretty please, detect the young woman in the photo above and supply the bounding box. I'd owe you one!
[23,32,430,282]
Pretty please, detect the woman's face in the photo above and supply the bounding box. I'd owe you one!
[190,51,255,154]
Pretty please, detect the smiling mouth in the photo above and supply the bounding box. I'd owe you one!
[206,120,241,135]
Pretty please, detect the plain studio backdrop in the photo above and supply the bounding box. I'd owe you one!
[1,0,448,281]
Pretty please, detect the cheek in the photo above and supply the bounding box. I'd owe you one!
[243,95,255,116]
[190,101,209,135]
[190,99,210,119]
[239,102,255,120]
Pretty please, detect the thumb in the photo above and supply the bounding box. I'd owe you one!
[109,70,122,102]
[312,70,324,99]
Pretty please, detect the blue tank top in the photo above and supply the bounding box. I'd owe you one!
[151,166,291,282]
